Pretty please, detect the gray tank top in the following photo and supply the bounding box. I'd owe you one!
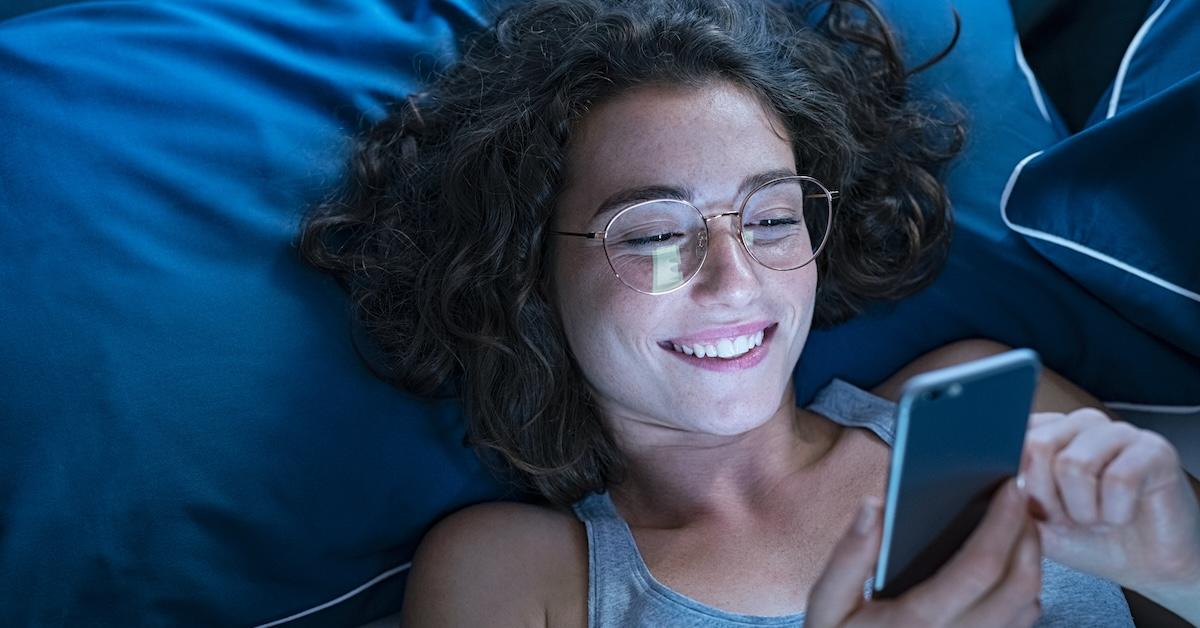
[571,379,1134,627]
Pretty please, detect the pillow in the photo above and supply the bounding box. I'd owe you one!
[1002,0,1200,361]
[795,0,1200,409]
[0,1,506,625]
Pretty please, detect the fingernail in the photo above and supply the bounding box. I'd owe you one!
[1027,496,1048,522]
[855,499,878,535]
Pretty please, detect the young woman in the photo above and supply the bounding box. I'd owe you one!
[302,0,1200,625]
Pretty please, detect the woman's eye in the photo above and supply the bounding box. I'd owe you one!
[620,232,681,247]
[748,218,800,228]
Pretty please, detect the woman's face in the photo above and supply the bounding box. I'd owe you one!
[552,82,818,437]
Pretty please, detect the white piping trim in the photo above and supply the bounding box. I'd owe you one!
[1000,151,1200,304]
[1013,35,1052,124]
[1106,402,1200,415]
[999,150,1044,213]
[253,562,413,628]
[1107,0,1173,118]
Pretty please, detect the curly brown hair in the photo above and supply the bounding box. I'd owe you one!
[300,0,964,507]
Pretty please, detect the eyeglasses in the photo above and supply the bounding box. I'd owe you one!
[552,175,837,295]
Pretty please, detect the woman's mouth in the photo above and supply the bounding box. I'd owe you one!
[659,323,776,372]
[670,329,763,358]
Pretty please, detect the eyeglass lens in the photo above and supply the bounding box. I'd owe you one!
[603,177,832,294]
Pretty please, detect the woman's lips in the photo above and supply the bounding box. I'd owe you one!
[661,324,776,372]
[666,320,773,345]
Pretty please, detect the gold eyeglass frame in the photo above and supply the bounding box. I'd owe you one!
[552,175,839,295]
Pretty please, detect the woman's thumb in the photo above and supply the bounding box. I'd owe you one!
[805,496,883,627]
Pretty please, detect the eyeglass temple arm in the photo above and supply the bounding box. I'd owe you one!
[551,230,603,239]
[808,190,839,199]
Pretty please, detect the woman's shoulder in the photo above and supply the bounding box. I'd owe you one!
[401,501,587,627]
[433,499,582,536]
[424,501,587,569]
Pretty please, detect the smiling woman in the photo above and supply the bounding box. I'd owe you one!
[300,0,1200,626]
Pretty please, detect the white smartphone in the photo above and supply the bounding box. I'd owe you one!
[873,348,1041,598]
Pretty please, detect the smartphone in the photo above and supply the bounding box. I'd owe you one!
[873,348,1041,599]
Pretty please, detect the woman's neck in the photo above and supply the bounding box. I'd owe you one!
[606,391,845,528]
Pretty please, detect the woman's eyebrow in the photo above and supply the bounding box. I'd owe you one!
[590,168,798,221]
[591,185,691,221]
[738,168,799,197]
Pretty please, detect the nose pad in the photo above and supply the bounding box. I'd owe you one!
[691,216,760,299]
[702,214,751,264]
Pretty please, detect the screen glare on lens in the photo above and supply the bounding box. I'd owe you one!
[649,244,684,292]
[596,179,832,293]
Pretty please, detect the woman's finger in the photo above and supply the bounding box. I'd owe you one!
[960,516,1043,626]
[1099,448,1148,526]
[1021,409,1110,522]
[806,496,883,627]
[1003,601,1044,628]
[1099,432,1177,525]
[1052,422,1138,525]
[1027,411,1060,429]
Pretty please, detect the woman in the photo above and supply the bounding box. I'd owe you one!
[301,0,1200,625]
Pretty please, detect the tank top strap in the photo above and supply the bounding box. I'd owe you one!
[572,491,643,568]
[571,491,650,626]
[805,378,897,446]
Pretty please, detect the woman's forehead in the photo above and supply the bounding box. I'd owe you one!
[559,83,795,220]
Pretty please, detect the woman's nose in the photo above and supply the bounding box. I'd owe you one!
[689,217,762,307]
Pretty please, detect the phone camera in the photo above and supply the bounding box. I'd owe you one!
[922,383,963,402]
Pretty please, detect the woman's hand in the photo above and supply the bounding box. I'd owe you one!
[1020,408,1200,621]
[807,479,1043,628]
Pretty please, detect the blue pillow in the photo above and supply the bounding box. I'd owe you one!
[0,1,505,625]
[795,0,1200,408]
[1002,0,1200,361]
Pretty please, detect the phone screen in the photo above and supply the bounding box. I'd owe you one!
[873,349,1041,598]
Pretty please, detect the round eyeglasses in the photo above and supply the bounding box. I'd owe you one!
[552,175,838,295]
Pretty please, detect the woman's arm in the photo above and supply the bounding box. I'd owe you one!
[400,502,587,628]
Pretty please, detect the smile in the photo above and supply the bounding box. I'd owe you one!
[660,323,776,372]
[671,330,764,359]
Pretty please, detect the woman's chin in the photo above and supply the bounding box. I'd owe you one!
[673,398,786,437]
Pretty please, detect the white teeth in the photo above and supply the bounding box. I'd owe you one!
[671,329,768,359]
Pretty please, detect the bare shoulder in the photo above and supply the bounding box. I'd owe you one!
[401,501,587,628]
[871,339,1012,402]
[871,339,1103,412]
